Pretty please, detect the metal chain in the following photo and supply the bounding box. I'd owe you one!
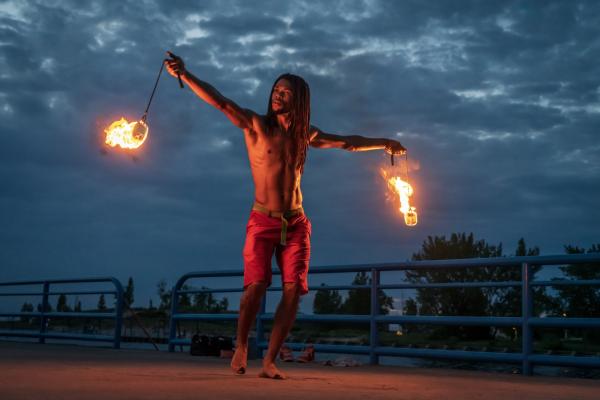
[141,59,166,122]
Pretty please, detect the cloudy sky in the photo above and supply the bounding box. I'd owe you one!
[1,0,599,307]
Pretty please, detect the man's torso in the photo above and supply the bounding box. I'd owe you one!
[243,115,306,211]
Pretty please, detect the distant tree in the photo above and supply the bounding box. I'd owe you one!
[97,294,107,311]
[178,284,192,309]
[341,272,393,315]
[20,302,34,323]
[148,299,154,310]
[407,233,503,340]
[217,297,229,312]
[401,298,419,334]
[553,244,600,318]
[157,279,171,311]
[56,294,71,312]
[313,283,343,314]
[74,299,82,312]
[124,277,135,306]
[403,298,418,316]
[486,238,544,338]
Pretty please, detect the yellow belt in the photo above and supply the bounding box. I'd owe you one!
[252,202,304,246]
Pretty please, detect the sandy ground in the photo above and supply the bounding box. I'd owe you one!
[1,341,599,400]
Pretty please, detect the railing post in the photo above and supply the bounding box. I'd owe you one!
[168,281,181,352]
[521,262,533,375]
[113,279,123,349]
[39,281,49,344]
[370,268,379,365]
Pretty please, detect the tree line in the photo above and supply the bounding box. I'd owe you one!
[19,233,599,342]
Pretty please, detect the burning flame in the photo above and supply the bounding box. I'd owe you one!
[381,169,418,226]
[104,117,148,149]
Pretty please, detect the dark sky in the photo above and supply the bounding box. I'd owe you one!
[1,1,599,308]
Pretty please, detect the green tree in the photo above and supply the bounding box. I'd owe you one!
[341,271,393,315]
[157,279,171,311]
[403,298,418,315]
[97,294,107,311]
[313,283,343,314]
[20,302,34,323]
[553,244,600,319]
[74,299,82,312]
[407,233,503,340]
[124,277,135,306]
[56,294,70,312]
[217,297,229,312]
[178,284,192,309]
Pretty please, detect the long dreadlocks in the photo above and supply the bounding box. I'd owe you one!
[265,73,311,173]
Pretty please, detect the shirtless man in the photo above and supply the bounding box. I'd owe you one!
[165,51,406,379]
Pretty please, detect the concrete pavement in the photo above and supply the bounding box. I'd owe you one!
[1,341,599,400]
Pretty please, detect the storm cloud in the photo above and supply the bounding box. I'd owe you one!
[1,0,599,305]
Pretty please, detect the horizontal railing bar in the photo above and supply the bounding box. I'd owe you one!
[0,292,44,296]
[532,280,600,287]
[256,313,523,326]
[0,277,121,287]
[0,313,118,320]
[0,330,115,342]
[193,339,568,365]
[173,270,245,281]
[271,285,369,292]
[175,280,599,295]
[169,313,599,328]
[375,315,522,326]
[176,288,242,295]
[258,341,372,355]
[0,290,116,296]
[379,282,521,289]
[374,346,523,363]
[528,354,600,368]
[0,312,42,318]
[47,290,117,296]
[529,317,600,328]
[172,313,238,321]
[260,313,371,323]
[172,254,600,287]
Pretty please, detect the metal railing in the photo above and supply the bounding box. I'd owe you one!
[168,254,600,375]
[0,277,124,348]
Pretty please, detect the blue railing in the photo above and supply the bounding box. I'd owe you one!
[0,277,124,348]
[168,254,600,375]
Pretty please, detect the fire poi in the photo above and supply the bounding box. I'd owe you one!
[382,153,418,226]
[103,52,183,150]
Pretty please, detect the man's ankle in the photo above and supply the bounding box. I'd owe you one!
[235,342,248,351]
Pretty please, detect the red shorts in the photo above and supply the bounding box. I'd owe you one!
[243,210,312,295]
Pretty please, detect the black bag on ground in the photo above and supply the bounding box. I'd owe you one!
[209,335,233,356]
[190,334,233,356]
[190,334,210,356]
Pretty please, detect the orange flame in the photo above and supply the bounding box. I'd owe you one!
[381,169,418,226]
[104,117,148,149]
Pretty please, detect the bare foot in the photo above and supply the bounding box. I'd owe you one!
[230,346,247,375]
[259,362,288,380]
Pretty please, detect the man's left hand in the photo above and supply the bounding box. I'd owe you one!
[385,139,407,155]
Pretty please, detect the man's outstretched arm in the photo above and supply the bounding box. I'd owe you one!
[165,51,254,130]
[309,126,406,155]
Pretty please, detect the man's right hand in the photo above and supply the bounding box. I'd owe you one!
[165,51,185,78]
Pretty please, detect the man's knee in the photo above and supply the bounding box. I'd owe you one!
[246,281,268,292]
[282,282,301,298]
[242,281,267,305]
